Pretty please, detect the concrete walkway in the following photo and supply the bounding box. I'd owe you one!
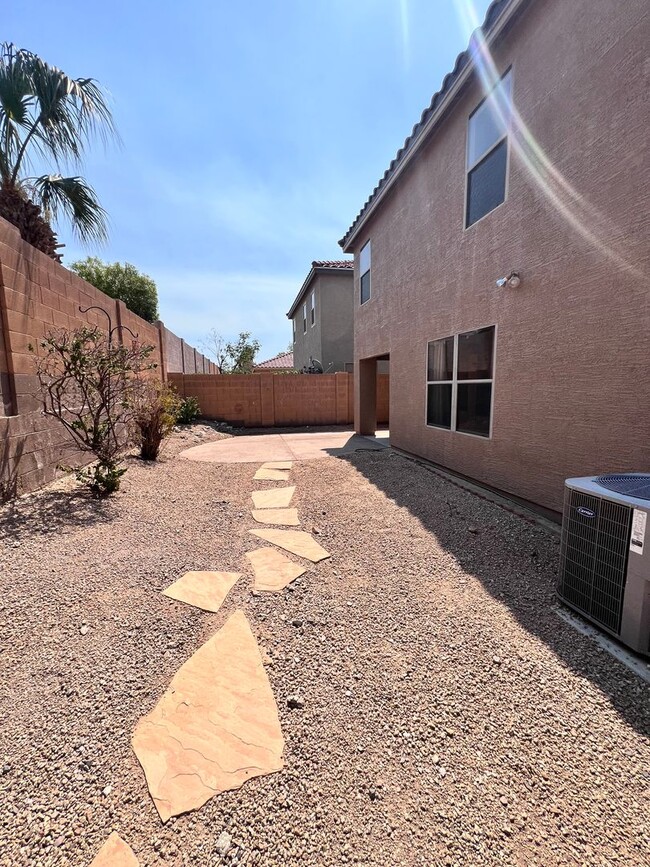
[179,430,389,464]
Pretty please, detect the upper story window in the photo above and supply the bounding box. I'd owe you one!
[302,302,307,334]
[466,69,512,228]
[310,290,316,326]
[426,325,495,437]
[359,240,371,305]
[292,317,296,344]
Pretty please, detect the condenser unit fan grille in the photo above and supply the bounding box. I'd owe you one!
[596,474,650,500]
[558,489,632,634]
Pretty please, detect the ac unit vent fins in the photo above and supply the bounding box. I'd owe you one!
[596,474,650,500]
[558,489,632,634]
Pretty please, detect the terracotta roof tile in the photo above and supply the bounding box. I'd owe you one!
[255,351,294,370]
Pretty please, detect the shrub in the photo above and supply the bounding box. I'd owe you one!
[131,381,182,461]
[32,326,155,497]
[176,395,201,425]
[71,258,159,322]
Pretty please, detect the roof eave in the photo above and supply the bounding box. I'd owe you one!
[339,0,527,254]
[286,265,354,319]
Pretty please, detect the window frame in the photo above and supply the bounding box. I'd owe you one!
[464,67,513,230]
[425,325,497,439]
[302,302,307,334]
[292,317,296,344]
[310,290,316,327]
[359,240,371,305]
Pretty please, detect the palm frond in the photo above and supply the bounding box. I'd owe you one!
[30,173,109,244]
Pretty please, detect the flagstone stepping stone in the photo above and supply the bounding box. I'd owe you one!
[89,832,139,867]
[245,547,307,592]
[254,467,290,481]
[162,571,241,613]
[251,486,295,509]
[132,609,284,822]
[249,529,331,563]
[252,508,300,526]
[261,461,293,470]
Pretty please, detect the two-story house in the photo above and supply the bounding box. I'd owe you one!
[340,0,649,515]
[287,260,354,373]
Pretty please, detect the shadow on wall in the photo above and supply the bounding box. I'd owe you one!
[0,487,116,541]
[341,449,650,738]
[0,434,22,502]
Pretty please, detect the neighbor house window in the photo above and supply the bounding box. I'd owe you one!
[292,317,296,344]
[466,69,512,227]
[426,326,495,437]
[310,290,316,326]
[359,240,371,304]
[303,302,307,333]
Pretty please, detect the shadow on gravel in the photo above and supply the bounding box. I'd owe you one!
[0,489,116,542]
[344,449,650,738]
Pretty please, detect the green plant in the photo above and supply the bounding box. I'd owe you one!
[71,257,159,322]
[131,381,182,461]
[201,329,260,374]
[32,326,155,497]
[176,395,201,425]
[0,43,117,255]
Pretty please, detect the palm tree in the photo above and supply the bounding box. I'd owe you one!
[0,43,117,258]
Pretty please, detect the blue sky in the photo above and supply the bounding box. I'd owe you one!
[6,0,491,361]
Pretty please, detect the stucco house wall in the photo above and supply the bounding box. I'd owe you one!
[343,0,649,514]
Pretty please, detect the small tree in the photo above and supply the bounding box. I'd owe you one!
[71,258,159,322]
[32,326,155,496]
[203,329,260,374]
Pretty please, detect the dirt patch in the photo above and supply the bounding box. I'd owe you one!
[0,435,648,866]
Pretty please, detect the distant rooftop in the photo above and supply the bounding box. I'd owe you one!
[255,351,294,370]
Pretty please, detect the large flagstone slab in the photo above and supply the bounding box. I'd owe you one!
[252,508,299,526]
[254,467,290,481]
[252,486,295,509]
[162,571,241,613]
[249,529,331,563]
[132,610,284,822]
[90,832,139,866]
[245,547,307,592]
[261,461,293,470]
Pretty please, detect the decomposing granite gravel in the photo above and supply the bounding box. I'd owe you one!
[1,426,649,866]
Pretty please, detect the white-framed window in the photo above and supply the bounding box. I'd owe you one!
[310,290,315,326]
[303,302,307,334]
[426,326,495,438]
[359,240,371,305]
[292,317,296,344]
[466,69,512,228]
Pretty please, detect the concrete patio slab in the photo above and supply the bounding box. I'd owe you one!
[90,832,139,866]
[162,571,241,613]
[246,547,307,592]
[250,529,330,563]
[132,610,284,822]
[254,467,290,481]
[252,486,295,509]
[179,431,388,464]
[252,508,299,526]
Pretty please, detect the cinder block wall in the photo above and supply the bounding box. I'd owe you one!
[0,216,215,498]
[169,372,390,427]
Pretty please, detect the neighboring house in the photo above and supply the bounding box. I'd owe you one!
[339,0,649,515]
[287,261,354,373]
[255,351,294,372]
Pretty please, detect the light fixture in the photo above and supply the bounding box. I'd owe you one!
[495,270,521,289]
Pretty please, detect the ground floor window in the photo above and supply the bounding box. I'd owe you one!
[426,326,495,437]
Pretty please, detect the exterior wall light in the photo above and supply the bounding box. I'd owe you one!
[496,271,521,289]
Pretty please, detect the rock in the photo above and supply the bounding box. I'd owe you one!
[292,619,303,628]
[80,625,89,636]
[215,831,232,856]
[287,695,305,710]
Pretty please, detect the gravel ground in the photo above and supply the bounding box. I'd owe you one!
[1,426,649,867]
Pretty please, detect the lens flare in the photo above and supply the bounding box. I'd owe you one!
[453,0,644,280]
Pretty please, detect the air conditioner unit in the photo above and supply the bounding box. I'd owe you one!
[558,474,650,656]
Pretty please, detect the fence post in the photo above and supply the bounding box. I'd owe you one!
[156,320,167,382]
[0,258,17,416]
[259,372,275,427]
[335,372,349,425]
